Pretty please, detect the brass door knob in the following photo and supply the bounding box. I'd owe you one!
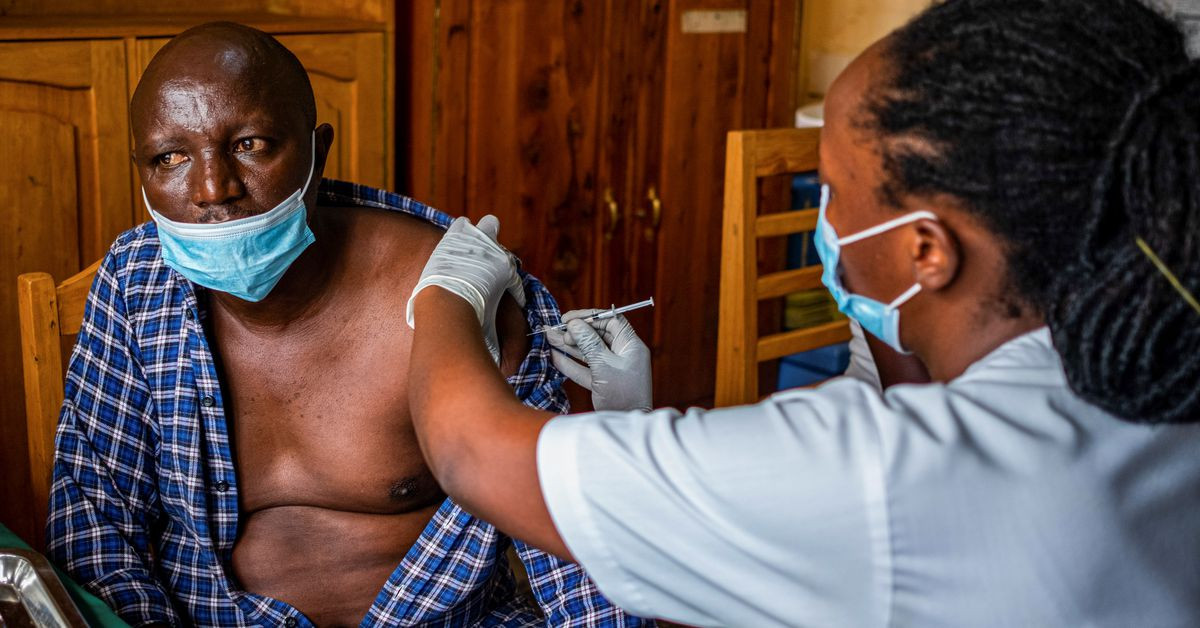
[603,187,620,241]
[635,185,662,241]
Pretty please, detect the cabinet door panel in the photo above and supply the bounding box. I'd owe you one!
[278,32,389,189]
[136,32,390,192]
[459,0,607,313]
[654,0,796,407]
[594,0,669,344]
[0,38,132,541]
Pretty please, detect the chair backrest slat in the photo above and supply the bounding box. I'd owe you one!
[715,127,850,407]
[18,262,98,549]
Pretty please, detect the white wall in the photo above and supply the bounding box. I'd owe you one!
[798,0,931,102]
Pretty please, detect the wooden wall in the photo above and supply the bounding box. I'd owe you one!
[400,0,798,408]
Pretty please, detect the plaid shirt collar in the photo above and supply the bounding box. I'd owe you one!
[48,179,649,627]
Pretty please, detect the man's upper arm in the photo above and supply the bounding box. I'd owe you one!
[497,293,531,376]
[47,244,176,624]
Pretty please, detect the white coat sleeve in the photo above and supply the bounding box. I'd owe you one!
[536,380,895,628]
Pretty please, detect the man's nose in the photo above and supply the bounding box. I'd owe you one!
[189,153,245,211]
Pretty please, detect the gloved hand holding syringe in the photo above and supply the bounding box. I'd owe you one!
[530,298,655,335]
[541,298,655,412]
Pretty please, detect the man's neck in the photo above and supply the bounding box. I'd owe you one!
[209,205,345,334]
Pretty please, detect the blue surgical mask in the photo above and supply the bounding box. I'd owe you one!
[814,184,937,353]
[145,132,317,302]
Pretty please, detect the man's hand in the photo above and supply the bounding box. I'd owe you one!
[406,215,525,364]
[545,310,653,412]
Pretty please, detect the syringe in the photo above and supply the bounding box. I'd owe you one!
[529,297,655,335]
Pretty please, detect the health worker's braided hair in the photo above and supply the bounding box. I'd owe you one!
[866,0,1200,423]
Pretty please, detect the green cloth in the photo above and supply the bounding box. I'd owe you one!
[0,521,130,627]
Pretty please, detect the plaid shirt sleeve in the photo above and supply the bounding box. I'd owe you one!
[505,273,654,626]
[45,242,179,627]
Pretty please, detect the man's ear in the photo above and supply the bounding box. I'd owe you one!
[315,123,335,179]
[909,218,960,292]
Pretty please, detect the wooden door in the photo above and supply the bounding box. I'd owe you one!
[400,0,797,409]
[593,0,669,339]
[404,0,607,315]
[135,30,391,194]
[651,0,797,408]
[0,39,133,542]
[278,32,391,190]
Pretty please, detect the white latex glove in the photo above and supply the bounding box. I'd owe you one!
[545,309,652,412]
[406,215,525,364]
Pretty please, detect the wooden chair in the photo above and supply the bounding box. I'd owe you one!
[17,260,101,544]
[715,128,852,407]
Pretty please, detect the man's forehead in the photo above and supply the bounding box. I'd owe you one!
[134,73,278,133]
[130,22,316,141]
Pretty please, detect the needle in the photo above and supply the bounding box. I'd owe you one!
[529,297,655,335]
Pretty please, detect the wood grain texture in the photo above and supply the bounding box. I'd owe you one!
[714,127,831,408]
[757,320,851,362]
[756,208,817,237]
[654,0,797,408]
[593,0,668,361]
[17,272,65,551]
[0,0,391,22]
[0,15,385,40]
[756,266,823,300]
[464,0,605,314]
[0,38,128,542]
[55,259,101,337]
[400,0,797,409]
[715,131,761,406]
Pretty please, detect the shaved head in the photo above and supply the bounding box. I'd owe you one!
[130,21,332,225]
[131,22,316,135]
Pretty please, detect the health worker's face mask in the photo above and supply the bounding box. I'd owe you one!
[144,131,317,302]
[814,183,937,354]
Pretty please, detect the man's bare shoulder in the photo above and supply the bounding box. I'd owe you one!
[317,203,444,283]
[322,204,531,373]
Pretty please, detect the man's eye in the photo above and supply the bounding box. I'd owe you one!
[156,152,186,168]
[234,138,268,153]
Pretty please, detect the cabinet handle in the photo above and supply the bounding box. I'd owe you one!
[603,187,620,241]
[636,186,662,241]
[646,186,662,228]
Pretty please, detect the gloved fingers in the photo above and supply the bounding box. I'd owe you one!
[558,310,621,345]
[551,350,594,389]
[445,216,471,234]
[604,314,650,355]
[476,214,501,241]
[544,327,587,362]
[560,309,607,323]
[566,318,612,362]
[505,273,527,309]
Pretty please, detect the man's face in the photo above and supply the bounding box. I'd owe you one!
[132,44,313,225]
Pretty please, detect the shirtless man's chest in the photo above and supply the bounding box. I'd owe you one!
[202,209,526,626]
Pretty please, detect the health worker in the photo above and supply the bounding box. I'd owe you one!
[404,1,1200,626]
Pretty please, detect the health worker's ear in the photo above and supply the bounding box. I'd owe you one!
[908,217,960,293]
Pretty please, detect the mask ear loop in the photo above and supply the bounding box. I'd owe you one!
[885,283,922,312]
[1136,236,1200,317]
[837,210,939,246]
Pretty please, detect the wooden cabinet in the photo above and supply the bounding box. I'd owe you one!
[402,0,797,409]
[0,6,393,544]
[0,38,135,540]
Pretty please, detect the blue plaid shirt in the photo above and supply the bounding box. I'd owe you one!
[46,180,651,628]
